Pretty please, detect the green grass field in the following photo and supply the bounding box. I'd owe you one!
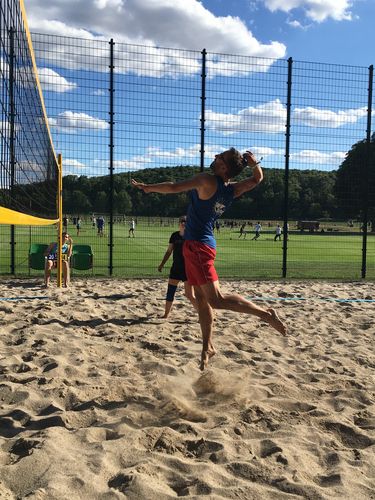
[1,222,374,280]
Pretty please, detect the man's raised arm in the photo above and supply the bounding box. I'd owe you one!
[233,151,264,198]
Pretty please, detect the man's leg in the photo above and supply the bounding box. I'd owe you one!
[194,285,216,370]
[184,281,198,312]
[199,280,286,335]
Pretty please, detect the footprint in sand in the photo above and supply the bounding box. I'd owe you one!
[7,437,42,463]
[323,421,374,449]
[259,439,283,458]
[314,473,342,488]
[108,473,133,494]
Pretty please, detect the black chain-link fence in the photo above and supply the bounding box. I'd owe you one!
[1,33,374,279]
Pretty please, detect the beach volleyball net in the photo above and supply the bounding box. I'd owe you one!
[0,0,59,225]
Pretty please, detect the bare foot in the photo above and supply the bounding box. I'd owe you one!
[199,347,216,371]
[266,308,287,336]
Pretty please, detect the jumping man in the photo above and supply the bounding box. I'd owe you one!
[132,149,287,370]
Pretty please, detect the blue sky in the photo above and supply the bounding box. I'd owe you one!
[23,0,375,176]
[204,0,374,67]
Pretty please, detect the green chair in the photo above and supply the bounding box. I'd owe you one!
[71,244,93,271]
[29,243,49,270]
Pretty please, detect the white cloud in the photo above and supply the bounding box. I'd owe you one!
[113,144,222,171]
[206,99,287,134]
[206,100,368,135]
[290,149,346,164]
[0,120,10,131]
[49,111,109,133]
[2,58,76,95]
[287,19,303,28]
[287,18,312,29]
[92,89,106,96]
[64,158,87,169]
[63,158,88,175]
[250,146,283,157]
[93,0,122,10]
[293,106,367,128]
[262,0,354,22]
[147,145,202,159]
[25,0,286,77]
[38,68,77,92]
[113,156,153,170]
[0,58,9,76]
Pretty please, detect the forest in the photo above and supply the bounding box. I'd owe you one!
[59,134,374,227]
[62,166,338,220]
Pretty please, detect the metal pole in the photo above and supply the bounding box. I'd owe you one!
[9,27,16,275]
[108,38,115,275]
[200,49,206,172]
[57,154,63,287]
[361,64,373,279]
[28,224,31,276]
[282,57,293,278]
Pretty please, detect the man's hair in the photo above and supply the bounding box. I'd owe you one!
[226,148,246,178]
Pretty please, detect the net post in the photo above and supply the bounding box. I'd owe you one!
[57,154,63,287]
[200,48,206,173]
[9,26,16,275]
[108,38,115,276]
[282,57,293,278]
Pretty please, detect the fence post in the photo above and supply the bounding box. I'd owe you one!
[108,38,115,275]
[9,27,16,275]
[57,154,63,287]
[282,57,293,278]
[361,64,373,279]
[200,49,206,172]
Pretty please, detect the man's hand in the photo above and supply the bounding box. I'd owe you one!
[244,150,258,168]
[131,179,151,193]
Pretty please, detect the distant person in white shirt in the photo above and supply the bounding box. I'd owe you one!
[274,224,282,241]
[252,222,262,240]
[129,219,135,237]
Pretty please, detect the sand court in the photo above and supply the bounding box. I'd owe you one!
[0,278,374,499]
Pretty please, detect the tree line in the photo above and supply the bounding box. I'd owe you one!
[62,166,337,220]
[61,135,374,226]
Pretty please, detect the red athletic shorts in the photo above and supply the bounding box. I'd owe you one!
[183,240,218,286]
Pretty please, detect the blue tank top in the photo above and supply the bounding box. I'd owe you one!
[184,176,234,249]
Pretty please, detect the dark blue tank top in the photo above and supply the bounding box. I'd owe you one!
[184,176,234,249]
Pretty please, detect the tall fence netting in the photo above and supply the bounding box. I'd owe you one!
[0,32,373,279]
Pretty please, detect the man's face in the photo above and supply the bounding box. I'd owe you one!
[210,151,230,176]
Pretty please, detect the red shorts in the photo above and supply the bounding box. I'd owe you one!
[183,240,218,286]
